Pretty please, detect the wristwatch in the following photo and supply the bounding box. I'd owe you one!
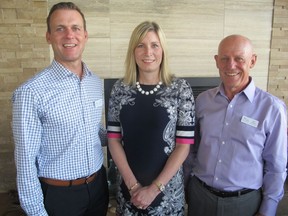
[155,182,165,192]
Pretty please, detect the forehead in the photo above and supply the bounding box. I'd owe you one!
[219,42,251,57]
[141,31,160,42]
[50,9,84,26]
[218,36,253,56]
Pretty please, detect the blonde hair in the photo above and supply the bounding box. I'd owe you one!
[123,21,173,86]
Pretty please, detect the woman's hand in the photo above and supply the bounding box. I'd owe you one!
[130,184,160,210]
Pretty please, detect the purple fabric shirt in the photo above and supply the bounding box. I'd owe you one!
[193,78,287,216]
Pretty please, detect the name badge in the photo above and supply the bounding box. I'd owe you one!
[241,116,259,128]
[94,99,103,107]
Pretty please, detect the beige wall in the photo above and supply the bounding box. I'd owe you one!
[268,0,288,104]
[48,0,274,90]
[0,0,286,192]
[0,0,50,192]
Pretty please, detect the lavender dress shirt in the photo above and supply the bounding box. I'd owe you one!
[193,78,287,216]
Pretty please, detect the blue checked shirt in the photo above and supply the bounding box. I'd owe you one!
[12,60,105,216]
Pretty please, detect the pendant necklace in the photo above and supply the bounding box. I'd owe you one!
[136,81,162,95]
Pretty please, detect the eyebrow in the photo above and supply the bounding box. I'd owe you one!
[55,24,83,28]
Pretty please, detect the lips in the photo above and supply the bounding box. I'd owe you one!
[143,59,154,63]
[225,71,240,77]
[63,43,77,48]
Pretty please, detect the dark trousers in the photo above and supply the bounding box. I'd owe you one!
[41,166,109,216]
[187,175,261,216]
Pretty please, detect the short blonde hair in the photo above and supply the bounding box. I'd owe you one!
[123,21,173,86]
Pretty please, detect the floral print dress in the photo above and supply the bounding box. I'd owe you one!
[107,77,195,216]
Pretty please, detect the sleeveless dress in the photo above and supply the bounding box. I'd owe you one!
[107,77,195,216]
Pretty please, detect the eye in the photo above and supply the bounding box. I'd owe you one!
[152,43,159,48]
[136,44,144,48]
[72,26,81,32]
[235,57,244,63]
[220,57,229,62]
[56,26,64,32]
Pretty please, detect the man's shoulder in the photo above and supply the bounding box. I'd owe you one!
[93,73,103,83]
[14,67,51,92]
[12,66,52,103]
[196,87,218,100]
[255,87,287,109]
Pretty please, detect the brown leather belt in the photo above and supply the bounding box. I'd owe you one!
[40,172,97,187]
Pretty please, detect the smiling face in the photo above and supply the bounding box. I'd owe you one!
[46,9,88,68]
[214,35,257,98]
[134,31,163,76]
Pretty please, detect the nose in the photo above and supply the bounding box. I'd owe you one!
[226,59,237,69]
[65,28,74,39]
[144,46,152,56]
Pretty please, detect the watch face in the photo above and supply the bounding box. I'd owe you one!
[159,183,165,192]
[155,182,165,192]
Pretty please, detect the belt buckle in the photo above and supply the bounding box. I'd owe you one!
[85,176,90,184]
[85,172,96,184]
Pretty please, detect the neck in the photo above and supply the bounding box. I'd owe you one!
[138,74,160,85]
[224,78,251,100]
[57,59,83,79]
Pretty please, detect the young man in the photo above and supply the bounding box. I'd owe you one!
[12,2,108,215]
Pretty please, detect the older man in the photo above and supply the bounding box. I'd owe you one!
[186,35,287,216]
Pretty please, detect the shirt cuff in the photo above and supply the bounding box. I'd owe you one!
[259,197,278,216]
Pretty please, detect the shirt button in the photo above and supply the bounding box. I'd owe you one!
[222,141,225,145]
[215,177,218,181]
[218,159,222,163]
[226,122,229,126]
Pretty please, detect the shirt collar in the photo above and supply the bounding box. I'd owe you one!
[51,59,92,78]
[242,77,256,103]
[82,62,92,77]
[214,76,256,103]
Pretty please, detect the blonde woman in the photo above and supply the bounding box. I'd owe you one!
[107,21,195,215]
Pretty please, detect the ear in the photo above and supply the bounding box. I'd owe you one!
[84,30,88,42]
[250,54,257,69]
[214,55,219,68]
[46,31,51,44]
